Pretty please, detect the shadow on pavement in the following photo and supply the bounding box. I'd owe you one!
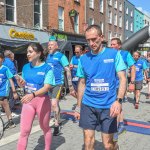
[34,135,65,150]
[126,97,135,105]
[82,140,104,150]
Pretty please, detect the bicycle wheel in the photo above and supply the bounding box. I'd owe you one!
[0,116,4,140]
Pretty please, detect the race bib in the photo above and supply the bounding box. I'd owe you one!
[72,77,79,81]
[25,83,37,93]
[136,67,140,72]
[91,79,109,92]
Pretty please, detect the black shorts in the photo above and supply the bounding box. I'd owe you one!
[49,85,63,99]
[135,80,143,90]
[79,103,117,134]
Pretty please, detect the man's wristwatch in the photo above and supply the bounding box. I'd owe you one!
[130,81,135,84]
[116,98,123,104]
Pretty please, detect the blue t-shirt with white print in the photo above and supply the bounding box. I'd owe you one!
[116,50,135,88]
[70,55,80,78]
[135,59,148,81]
[0,65,13,96]
[46,51,69,85]
[22,62,55,95]
[77,48,126,109]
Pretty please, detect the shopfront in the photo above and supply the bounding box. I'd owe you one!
[0,24,50,71]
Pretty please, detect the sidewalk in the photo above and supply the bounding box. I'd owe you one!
[0,87,150,150]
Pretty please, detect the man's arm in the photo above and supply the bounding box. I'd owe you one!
[110,70,126,117]
[130,65,136,82]
[117,71,127,99]
[64,66,76,97]
[77,78,85,107]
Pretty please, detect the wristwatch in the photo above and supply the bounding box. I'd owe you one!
[116,98,123,104]
[130,81,135,84]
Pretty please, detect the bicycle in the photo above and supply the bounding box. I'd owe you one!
[0,115,4,140]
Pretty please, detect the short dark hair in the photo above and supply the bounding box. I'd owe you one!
[75,45,83,51]
[134,51,141,56]
[0,52,4,59]
[85,25,102,36]
[28,43,45,61]
[111,37,122,45]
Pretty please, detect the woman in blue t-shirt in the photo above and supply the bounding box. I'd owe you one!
[17,43,55,150]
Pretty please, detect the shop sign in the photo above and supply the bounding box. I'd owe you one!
[9,28,35,40]
[54,33,67,41]
[139,47,150,51]
[69,9,77,17]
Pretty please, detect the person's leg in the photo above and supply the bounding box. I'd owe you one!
[102,133,117,150]
[84,129,95,150]
[135,90,140,104]
[101,109,117,150]
[51,85,62,135]
[17,103,35,150]
[36,96,52,150]
[51,98,60,126]
[146,81,150,99]
[0,98,12,120]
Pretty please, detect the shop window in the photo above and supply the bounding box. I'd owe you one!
[34,0,42,28]
[58,7,64,31]
[6,0,16,23]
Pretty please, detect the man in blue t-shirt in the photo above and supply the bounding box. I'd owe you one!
[2,50,18,116]
[111,37,136,141]
[70,45,83,91]
[133,51,148,109]
[74,25,127,150]
[46,39,76,136]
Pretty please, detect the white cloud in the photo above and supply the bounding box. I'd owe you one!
[136,7,150,17]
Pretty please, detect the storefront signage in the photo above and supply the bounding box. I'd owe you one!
[54,33,67,41]
[139,47,150,51]
[9,28,35,40]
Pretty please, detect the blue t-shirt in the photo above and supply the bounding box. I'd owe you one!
[22,62,55,95]
[0,65,13,96]
[135,59,148,81]
[3,57,17,75]
[116,50,135,87]
[46,51,69,85]
[70,55,80,77]
[77,48,126,109]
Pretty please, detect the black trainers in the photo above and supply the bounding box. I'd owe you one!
[53,125,61,136]
[5,120,16,130]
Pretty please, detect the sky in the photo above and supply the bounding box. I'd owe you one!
[129,0,150,16]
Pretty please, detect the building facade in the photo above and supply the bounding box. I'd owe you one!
[48,0,85,35]
[124,0,134,40]
[144,14,150,27]
[134,8,144,33]
[85,0,105,35]
[105,0,124,45]
[0,0,49,29]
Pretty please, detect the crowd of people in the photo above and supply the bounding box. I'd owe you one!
[0,24,150,150]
